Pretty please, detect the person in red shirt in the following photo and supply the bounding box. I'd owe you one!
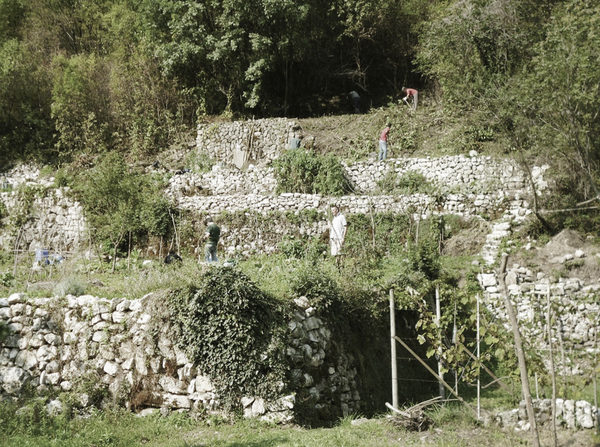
[402,87,418,110]
[379,123,391,161]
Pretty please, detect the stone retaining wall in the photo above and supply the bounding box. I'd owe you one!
[168,156,548,196]
[0,188,86,253]
[196,118,302,166]
[496,398,597,430]
[1,150,543,256]
[0,292,363,423]
[478,265,599,349]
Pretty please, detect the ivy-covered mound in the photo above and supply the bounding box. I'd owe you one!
[169,267,290,407]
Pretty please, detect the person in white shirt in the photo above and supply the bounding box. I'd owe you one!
[329,205,347,262]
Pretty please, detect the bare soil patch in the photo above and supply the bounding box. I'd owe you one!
[513,229,600,283]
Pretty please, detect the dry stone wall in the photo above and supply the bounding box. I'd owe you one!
[478,265,599,357]
[168,155,547,197]
[1,149,545,258]
[0,187,86,254]
[496,398,597,430]
[0,292,362,423]
[196,118,302,166]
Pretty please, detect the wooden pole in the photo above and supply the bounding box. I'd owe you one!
[459,343,514,395]
[594,295,599,435]
[557,317,567,396]
[547,285,557,447]
[389,289,398,409]
[394,335,479,417]
[497,253,540,447]
[477,292,481,420]
[453,301,458,395]
[435,286,445,399]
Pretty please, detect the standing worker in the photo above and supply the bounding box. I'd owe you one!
[379,123,391,161]
[329,205,347,269]
[401,87,418,110]
[204,217,221,263]
[349,90,361,114]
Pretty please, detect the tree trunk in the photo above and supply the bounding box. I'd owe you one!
[497,253,540,447]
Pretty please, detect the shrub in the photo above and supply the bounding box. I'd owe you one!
[53,277,86,297]
[273,148,350,196]
[290,264,340,311]
[72,154,173,270]
[0,271,13,287]
[185,150,215,173]
[376,170,434,195]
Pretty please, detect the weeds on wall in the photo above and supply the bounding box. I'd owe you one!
[273,148,351,195]
[376,170,435,195]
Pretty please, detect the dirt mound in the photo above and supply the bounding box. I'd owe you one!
[512,228,600,283]
[543,229,585,256]
[442,220,490,257]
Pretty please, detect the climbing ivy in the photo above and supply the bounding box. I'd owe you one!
[168,267,291,407]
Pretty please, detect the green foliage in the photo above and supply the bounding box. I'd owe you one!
[185,150,215,174]
[376,170,434,195]
[290,263,341,311]
[518,0,600,202]
[0,270,13,288]
[10,184,47,229]
[53,276,87,297]
[72,153,172,266]
[0,198,6,221]
[51,53,113,157]
[0,38,53,164]
[273,148,350,195]
[416,0,550,109]
[169,267,290,405]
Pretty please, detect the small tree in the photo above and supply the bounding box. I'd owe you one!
[74,153,170,271]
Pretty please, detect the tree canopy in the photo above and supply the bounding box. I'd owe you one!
[0,0,598,212]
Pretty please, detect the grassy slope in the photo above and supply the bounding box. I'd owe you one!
[298,100,511,162]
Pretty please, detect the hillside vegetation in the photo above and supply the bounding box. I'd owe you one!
[0,1,599,445]
[1,0,599,232]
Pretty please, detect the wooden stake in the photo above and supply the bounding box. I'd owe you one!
[389,289,398,410]
[435,286,445,399]
[477,292,481,420]
[594,295,599,435]
[547,285,557,447]
[497,254,540,447]
[453,301,458,395]
[394,335,479,417]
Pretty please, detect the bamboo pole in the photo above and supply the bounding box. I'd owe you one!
[389,289,398,409]
[547,285,557,447]
[497,253,540,447]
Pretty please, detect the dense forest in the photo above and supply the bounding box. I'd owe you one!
[0,0,599,208]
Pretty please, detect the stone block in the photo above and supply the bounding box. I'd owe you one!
[163,394,191,409]
[103,361,118,376]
